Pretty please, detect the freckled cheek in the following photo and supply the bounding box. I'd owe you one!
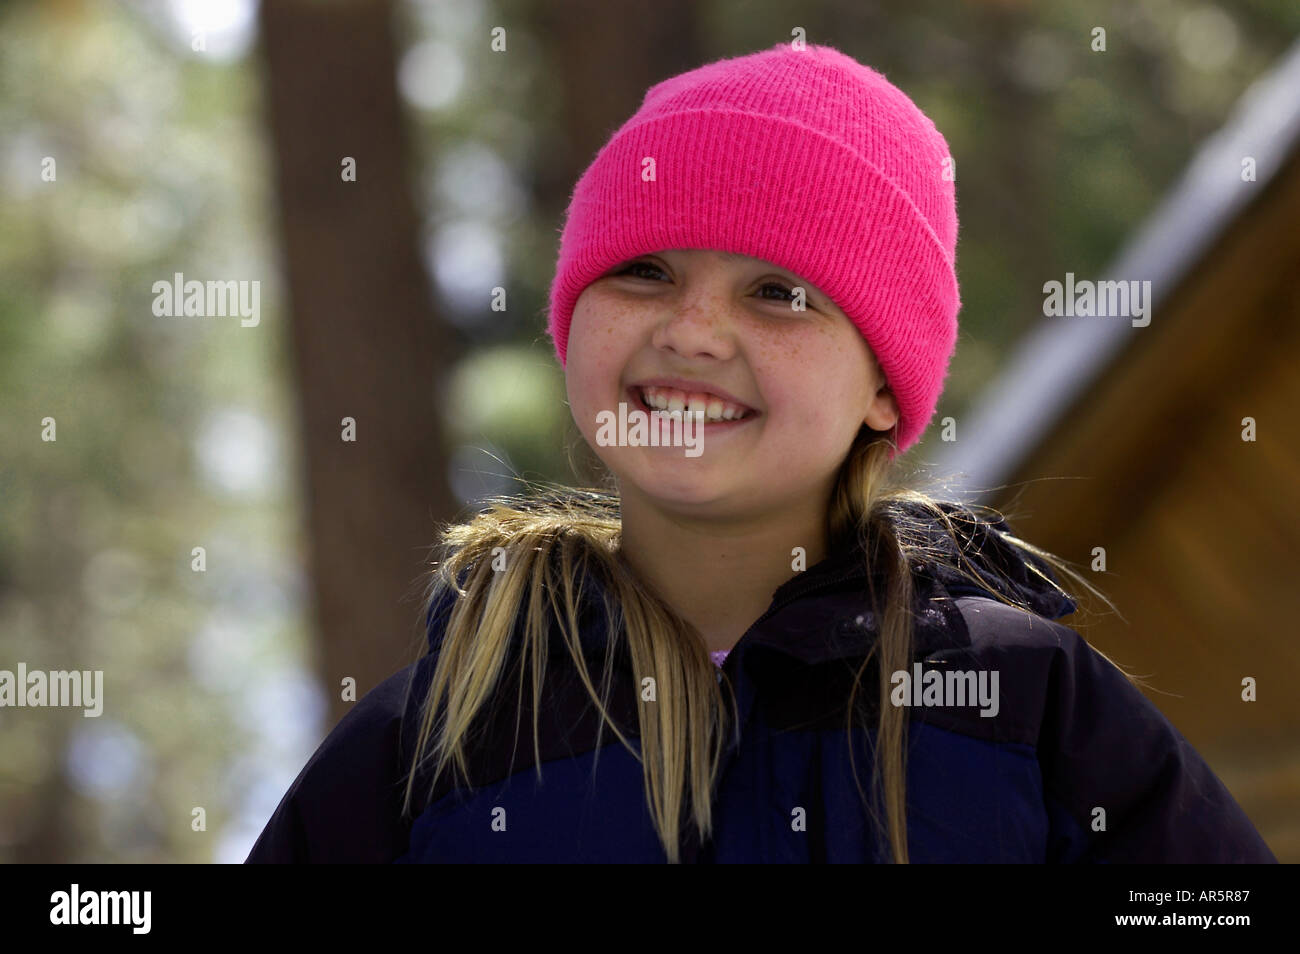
[567,302,638,421]
[574,298,644,354]
[565,355,607,427]
[764,391,844,435]
[749,331,851,427]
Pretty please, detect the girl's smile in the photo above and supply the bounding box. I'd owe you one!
[623,384,760,439]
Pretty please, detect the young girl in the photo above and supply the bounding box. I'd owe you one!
[247,42,1275,864]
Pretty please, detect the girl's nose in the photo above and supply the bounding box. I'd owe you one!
[649,296,739,361]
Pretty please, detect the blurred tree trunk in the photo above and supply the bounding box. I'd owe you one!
[258,0,456,727]
[522,0,702,228]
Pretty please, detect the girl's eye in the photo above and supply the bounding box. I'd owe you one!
[756,282,796,303]
[616,261,668,281]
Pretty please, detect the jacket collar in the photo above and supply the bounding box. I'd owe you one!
[903,500,1078,620]
[570,501,1078,666]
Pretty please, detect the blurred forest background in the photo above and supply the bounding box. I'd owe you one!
[2,0,1298,862]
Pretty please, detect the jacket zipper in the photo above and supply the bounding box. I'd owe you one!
[701,560,875,861]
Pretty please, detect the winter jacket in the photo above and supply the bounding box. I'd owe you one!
[245,503,1277,863]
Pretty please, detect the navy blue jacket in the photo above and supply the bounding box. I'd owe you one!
[246,507,1276,863]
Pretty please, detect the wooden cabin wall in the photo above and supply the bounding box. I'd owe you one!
[987,147,1300,860]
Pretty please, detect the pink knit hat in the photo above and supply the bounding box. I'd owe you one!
[546,42,960,455]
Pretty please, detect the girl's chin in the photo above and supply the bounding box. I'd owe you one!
[620,462,748,499]
[627,486,734,511]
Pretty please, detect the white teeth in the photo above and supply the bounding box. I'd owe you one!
[639,386,750,422]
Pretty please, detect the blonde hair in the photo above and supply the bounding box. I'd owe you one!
[400,424,1123,863]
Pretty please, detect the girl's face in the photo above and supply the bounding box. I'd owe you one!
[565,248,898,518]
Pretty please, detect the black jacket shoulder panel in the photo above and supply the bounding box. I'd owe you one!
[936,594,1277,862]
[245,660,426,863]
